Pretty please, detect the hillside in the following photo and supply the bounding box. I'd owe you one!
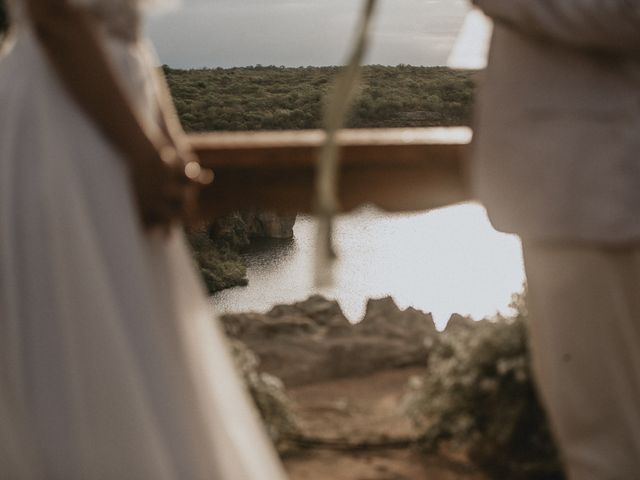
[165,65,476,132]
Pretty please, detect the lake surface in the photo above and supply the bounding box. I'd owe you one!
[210,203,525,330]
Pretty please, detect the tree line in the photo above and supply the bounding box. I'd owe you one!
[164,65,475,133]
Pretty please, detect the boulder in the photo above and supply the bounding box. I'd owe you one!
[357,297,437,339]
[222,295,439,386]
[241,211,297,239]
[222,313,318,339]
[444,313,475,333]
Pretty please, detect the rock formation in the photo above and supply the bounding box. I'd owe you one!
[210,210,297,248]
[444,313,475,333]
[222,295,438,386]
[241,211,297,239]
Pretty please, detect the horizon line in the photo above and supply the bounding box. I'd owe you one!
[161,63,457,70]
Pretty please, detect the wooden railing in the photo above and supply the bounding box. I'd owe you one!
[190,127,473,218]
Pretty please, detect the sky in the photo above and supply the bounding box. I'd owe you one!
[146,0,471,68]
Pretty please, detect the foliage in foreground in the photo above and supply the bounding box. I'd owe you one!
[230,340,300,453]
[405,292,565,479]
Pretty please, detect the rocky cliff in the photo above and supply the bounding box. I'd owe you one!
[222,295,441,386]
[188,211,297,293]
[212,211,297,247]
[241,211,297,239]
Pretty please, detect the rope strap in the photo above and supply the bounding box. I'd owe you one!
[314,0,379,287]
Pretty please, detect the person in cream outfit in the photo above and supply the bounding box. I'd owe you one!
[470,1,640,478]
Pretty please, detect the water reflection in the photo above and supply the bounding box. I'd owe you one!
[210,203,525,330]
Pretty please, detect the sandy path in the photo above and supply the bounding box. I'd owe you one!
[282,368,486,480]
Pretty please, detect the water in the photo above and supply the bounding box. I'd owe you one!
[210,203,525,330]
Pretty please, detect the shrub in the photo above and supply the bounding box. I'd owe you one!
[186,226,248,293]
[404,291,565,479]
[230,340,300,453]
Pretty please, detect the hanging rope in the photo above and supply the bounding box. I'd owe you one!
[314,0,379,287]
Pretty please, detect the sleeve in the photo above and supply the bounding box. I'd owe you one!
[472,0,640,53]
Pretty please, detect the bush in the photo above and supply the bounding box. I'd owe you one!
[230,340,300,453]
[186,226,248,293]
[404,291,565,479]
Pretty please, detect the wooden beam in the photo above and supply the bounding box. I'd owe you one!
[190,127,473,218]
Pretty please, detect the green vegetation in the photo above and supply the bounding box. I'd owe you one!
[405,291,564,479]
[165,65,475,132]
[186,221,249,294]
[230,339,300,453]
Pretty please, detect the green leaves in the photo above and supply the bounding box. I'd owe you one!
[404,292,565,480]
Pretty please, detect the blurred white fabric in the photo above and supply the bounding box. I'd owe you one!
[0,1,286,479]
[448,7,493,70]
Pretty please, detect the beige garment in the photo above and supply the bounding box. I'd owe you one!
[470,0,640,243]
[523,242,640,480]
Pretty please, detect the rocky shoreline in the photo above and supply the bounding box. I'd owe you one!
[189,211,297,293]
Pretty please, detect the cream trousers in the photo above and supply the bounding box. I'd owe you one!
[523,242,640,480]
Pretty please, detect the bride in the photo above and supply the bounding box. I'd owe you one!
[0,0,287,478]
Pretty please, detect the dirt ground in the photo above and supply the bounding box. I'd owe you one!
[282,368,487,480]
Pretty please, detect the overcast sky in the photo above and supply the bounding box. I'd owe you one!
[146,0,470,68]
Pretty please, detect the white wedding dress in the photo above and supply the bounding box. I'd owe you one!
[0,1,287,479]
